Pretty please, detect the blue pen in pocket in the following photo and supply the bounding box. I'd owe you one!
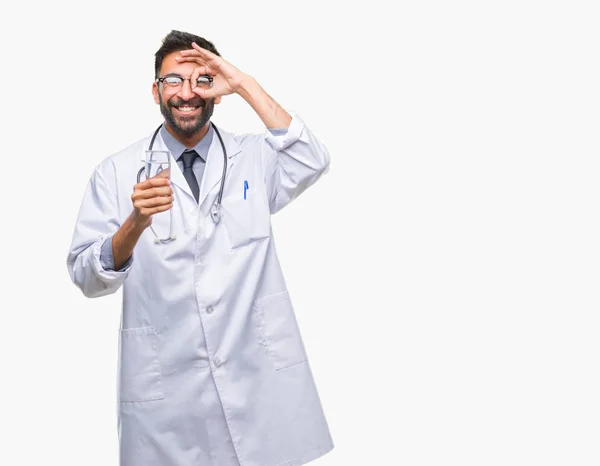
[244,180,249,200]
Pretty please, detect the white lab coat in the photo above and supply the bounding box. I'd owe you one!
[66,112,334,466]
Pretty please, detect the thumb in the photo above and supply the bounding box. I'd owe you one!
[192,87,210,99]
[152,168,171,182]
[153,167,171,179]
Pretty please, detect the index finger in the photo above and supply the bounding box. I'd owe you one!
[154,167,170,179]
[190,66,213,88]
[135,174,170,191]
[191,43,219,61]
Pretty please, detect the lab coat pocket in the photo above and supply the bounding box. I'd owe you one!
[222,193,271,249]
[254,291,308,371]
[118,326,164,403]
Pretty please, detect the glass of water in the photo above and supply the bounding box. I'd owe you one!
[143,149,176,243]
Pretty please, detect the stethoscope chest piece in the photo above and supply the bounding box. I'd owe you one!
[211,204,222,224]
[153,234,177,244]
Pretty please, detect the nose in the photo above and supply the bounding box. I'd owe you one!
[179,78,194,101]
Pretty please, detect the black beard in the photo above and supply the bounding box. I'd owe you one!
[159,95,215,136]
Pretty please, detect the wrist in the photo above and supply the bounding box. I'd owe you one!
[129,211,151,231]
[235,76,291,129]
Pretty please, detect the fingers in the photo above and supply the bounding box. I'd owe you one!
[190,65,210,77]
[136,200,174,218]
[190,66,213,89]
[135,195,174,209]
[177,49,211,65]
[192,86,216,99]
[178,44,213,59]
[131,171,174,219]
[179,48,204,58]
[176,50,205,59]
[132,185,172,200]
[191,42,218,60]
[175,55,209,66]
[145,203,174,215]
[134,176,170,191]
[179,44,221,67]
[131,186,173,217]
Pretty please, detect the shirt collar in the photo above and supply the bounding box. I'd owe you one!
[160,123,214,162]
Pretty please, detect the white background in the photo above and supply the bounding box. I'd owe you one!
[1,0,599,465]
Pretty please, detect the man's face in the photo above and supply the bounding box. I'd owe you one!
[152,51,220,136]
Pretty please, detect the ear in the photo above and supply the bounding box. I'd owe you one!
[214,95,222,105]
[152,82,160,105]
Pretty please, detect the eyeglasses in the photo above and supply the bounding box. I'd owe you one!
[156,74,213,90]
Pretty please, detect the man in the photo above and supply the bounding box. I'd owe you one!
[67,30,333,466]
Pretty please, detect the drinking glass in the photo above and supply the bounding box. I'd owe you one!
[143,149,175,243]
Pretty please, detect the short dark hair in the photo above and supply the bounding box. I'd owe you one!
[154,30,221,78]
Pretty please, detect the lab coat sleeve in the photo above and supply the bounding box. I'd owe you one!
[100,234,133,271]
[263,111,330,214]
[67,163,133,298]
[267,128,288,137]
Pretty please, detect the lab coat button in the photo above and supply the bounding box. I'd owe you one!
[214,356,222,367]
[206,306,214,314]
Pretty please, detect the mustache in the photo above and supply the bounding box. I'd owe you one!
[169,98,206,107]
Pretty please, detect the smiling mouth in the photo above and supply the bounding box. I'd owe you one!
[174,105,201,115]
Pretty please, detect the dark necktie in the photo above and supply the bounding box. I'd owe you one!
[181,149,200,202]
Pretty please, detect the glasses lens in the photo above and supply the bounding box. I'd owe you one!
[196,76,211,88]
[164,76,183,86]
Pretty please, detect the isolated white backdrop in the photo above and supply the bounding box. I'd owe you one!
[1,0,599,465]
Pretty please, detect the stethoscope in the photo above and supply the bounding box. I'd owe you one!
[137,122,228,244]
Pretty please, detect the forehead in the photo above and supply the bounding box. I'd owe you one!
[159,51,197,77]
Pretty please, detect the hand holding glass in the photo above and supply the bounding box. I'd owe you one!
[141,149,176,243]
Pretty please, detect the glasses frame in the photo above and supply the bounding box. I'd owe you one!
[156,74,214,90]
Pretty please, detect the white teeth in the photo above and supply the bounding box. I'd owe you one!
[178,106,197,112]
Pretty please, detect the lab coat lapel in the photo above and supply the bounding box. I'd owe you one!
[198,124,242,209]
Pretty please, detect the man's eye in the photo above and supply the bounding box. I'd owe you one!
[164,77,182,84]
